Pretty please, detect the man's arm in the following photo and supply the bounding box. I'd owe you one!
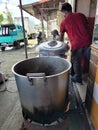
[59,32,65,42]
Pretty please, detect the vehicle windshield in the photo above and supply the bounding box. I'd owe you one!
[0,24,16,36]
[9,25,16,31]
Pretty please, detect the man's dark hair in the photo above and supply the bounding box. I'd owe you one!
[61,2,72,12]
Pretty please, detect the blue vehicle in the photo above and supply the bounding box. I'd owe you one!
[0,24,26,51]
[93,24,98,41]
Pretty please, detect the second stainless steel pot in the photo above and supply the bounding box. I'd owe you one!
[36,40,69,58]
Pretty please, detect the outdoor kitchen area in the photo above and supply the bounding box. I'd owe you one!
[1,0,98,130]
[0,40,93,130]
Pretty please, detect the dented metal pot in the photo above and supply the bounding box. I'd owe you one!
[12,56,71,123]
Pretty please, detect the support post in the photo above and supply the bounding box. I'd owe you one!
[19,0,28,59]
[40,8,45,41]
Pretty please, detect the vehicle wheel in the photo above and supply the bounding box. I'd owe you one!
[1,47,5,51]
[14,41,21,49]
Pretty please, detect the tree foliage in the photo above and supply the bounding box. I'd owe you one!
[0,14,4,25]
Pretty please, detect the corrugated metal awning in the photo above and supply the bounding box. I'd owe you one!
[19,0,65,21]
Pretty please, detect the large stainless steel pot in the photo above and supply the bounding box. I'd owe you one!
[12,56,71,123]
[36,40,69,58]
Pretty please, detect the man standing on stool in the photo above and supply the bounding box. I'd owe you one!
[59,2,92,84]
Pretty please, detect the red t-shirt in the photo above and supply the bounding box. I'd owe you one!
[60,13,92,51]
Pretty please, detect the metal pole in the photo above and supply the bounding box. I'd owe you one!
[19,0,28,59]
[40,9,44,40]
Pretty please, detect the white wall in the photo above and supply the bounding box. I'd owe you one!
[76,0,91,17]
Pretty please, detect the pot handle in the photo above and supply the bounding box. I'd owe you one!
[27,73,46,82]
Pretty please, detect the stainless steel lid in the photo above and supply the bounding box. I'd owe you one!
[36,40,69,53]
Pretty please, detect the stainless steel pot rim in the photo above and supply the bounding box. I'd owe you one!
[12,56,71,78]
[36,41,66,51]
[40,41,63,49]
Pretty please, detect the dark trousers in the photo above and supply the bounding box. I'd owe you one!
[71,45,91,82]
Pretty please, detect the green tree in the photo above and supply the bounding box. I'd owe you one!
[0,14,4,25]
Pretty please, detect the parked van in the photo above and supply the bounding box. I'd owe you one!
[0,24,26,51]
